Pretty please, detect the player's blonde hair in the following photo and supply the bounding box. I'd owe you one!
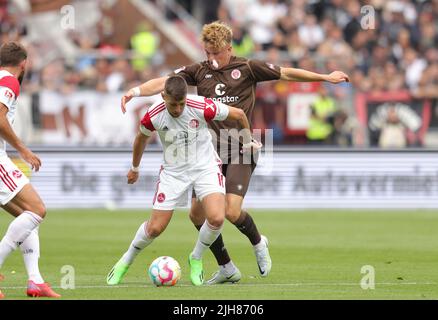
[201,21,233,50]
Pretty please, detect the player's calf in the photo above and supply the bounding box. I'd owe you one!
[18,201,46,219]
[146,210,173,238]
[9,185,47,219]
[0,211,43,268]
[28,203,46,219]
[145,223,166,238]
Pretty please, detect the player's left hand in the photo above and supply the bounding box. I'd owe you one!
[121,90,135,114]
[326,71,350,84]
[127,170,139,184]
[241,139,263,154]
[20,148,42,172]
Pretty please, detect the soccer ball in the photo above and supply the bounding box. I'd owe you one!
[148,256,181,286]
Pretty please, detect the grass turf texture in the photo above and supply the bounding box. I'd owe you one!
[0,209,437,300]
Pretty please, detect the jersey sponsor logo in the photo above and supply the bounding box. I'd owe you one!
[12,170,22,179]
[205,74,212,79]
[213,84,239,103]
[189,119,199,128]
[231,69,241,80]
[211,96,239,103]
[157,192,166,203]
[266,63,275,70]
[215,83,226,96]
[174,66,186,74]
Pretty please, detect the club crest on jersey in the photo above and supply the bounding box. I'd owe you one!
[4,90,13,100]
[189,119,199,128]
[231,69,241,80]
[157,193,166,203]
[12,170,22,179]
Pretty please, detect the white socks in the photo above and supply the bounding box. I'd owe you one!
[20,227,44,284]
[220,261,238,276]
[0,211,43,269]
[191,221,223,260]
[121,220,223,265]
[121,221,154,265]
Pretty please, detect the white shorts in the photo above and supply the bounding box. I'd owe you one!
[0,156,29,205]
[152,165,225,211]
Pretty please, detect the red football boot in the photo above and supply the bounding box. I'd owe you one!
[0,274,4,299]
[26,280,61,298]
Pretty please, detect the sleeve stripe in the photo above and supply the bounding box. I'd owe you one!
[149,106,166,118]
[148,102,166,118]
[140,112,155,132]
[186,102,205,110]
[187,98,205,107]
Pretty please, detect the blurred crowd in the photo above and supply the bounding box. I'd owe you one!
[217,0,438,95]
[0,0,165,95]
[215,0,438,146]
[0,0,437,147]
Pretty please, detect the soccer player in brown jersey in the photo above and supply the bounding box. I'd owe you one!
[121,21,349,284]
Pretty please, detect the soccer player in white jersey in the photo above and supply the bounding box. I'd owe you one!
[0,42,60,298]
[107,75,261,286]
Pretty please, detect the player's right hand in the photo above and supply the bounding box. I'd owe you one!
[121,90,134,114]
[127,169,139,184]
[242,139,263,154]
[20,149,41,172]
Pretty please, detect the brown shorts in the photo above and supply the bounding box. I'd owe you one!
[192,151,258,198]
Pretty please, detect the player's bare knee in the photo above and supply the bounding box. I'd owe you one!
[207,215,224,229]
[225,206,240,223]
[30,202,46,218]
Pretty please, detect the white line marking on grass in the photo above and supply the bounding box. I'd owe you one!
[2,282,437,290]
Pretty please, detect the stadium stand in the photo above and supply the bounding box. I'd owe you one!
[1,0,437,147]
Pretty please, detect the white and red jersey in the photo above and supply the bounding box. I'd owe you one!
[140,94,229,174]
[0,70,20,157]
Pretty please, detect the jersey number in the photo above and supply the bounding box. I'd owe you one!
[217,173,225,187]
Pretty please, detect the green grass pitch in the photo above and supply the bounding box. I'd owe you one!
[0,209,437,299]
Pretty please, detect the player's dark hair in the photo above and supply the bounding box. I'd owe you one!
[0,42,27,67]
[164,75,187,100]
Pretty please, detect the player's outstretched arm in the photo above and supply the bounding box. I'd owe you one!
[226,106,262,151]
[0,103,41,171]
[121,76,168,114]
[127,131,150,184]
[280,67,349,84]
[226,107,250,132]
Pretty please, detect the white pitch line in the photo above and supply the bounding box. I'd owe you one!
[2,282,437,290]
